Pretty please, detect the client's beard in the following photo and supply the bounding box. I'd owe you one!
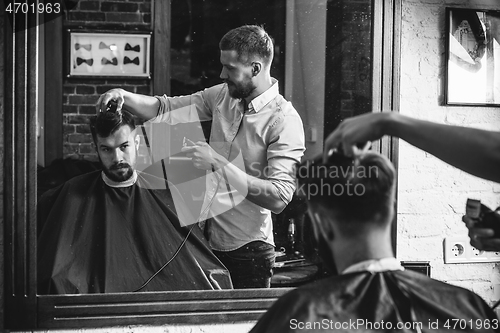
[102,161,134,182]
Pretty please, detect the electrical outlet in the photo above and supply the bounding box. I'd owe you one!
[444,236,500,264]
[452,243,465,257]
[444,237,468,263]
[469,245,493,263]
[470,246,487,257]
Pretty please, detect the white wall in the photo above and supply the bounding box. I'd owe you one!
[397,0,500,309]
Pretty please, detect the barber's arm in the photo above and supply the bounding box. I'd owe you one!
[181,142,290,214]
[324,112,500,183]
[95,88,160,120]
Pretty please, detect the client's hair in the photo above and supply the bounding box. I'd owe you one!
[90,110,136,144]
[219,25,274,66]
[296,151,396,233]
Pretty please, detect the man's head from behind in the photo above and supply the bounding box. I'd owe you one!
[90,111,140,182]
[219,25,274,99]
[296,151,396,272]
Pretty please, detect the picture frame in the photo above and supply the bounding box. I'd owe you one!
[68,31,151,78]
[445,8,500,106]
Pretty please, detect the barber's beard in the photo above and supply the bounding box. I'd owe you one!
[101,160,134,182]
[226,78,255,99]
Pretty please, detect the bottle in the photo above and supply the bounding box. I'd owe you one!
[287,218,296,254]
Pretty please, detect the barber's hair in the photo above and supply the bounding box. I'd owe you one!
[90,110,136,144]
[219,25,274,66]
[296,151,396,230]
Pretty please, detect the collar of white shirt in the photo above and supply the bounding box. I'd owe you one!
[342,257,404,275]
[101,170,138,188]
[247,78,279,114]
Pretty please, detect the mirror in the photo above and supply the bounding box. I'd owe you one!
[3,0,401,329]
[445,8,500,106]
[37,0,375,295]
[36,0,290,295]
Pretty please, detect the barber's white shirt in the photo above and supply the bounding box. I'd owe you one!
[152,81,305,251]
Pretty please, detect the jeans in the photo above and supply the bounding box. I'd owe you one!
[213,241,275,289]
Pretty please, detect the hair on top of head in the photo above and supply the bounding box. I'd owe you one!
[219,25,274,65]
[90,110,136,143]
[296,151,396,224]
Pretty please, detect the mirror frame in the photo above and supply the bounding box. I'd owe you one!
[2,0,401,329]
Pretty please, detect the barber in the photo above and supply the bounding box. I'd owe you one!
[96,25,306,288]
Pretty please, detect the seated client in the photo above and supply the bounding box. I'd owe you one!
[251,150,497,332]
[37,110,232,294]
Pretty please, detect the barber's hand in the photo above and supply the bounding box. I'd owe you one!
[95,88,125,114]
[323,113,391,162]
[181,140,222,171]
[462,215,500,252]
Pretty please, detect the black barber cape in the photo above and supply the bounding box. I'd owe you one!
[250,270,498,333]
[38,170,232,294]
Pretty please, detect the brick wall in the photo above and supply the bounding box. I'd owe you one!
[62,0,152,162]
[398,0,500,308]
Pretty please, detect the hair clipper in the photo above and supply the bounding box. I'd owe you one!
[466,199,500,237]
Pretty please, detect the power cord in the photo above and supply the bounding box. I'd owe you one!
[132,224,195,292]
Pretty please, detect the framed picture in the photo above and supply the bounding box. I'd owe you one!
[445,8,500,106]
[68,31,151,78]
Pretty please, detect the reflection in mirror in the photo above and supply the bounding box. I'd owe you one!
[37,111,234,294]
[324,0,373,138]
[446,8,500,105]
[36,0,374,297]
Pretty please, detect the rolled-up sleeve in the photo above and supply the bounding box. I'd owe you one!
[267,113,306,205]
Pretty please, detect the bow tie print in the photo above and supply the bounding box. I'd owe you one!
[124,56,140,65]
[75,43,92,51]
[99,41,116,50]
[125,43,140,52]
[101,57,118,65]
[76,57,94,66]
